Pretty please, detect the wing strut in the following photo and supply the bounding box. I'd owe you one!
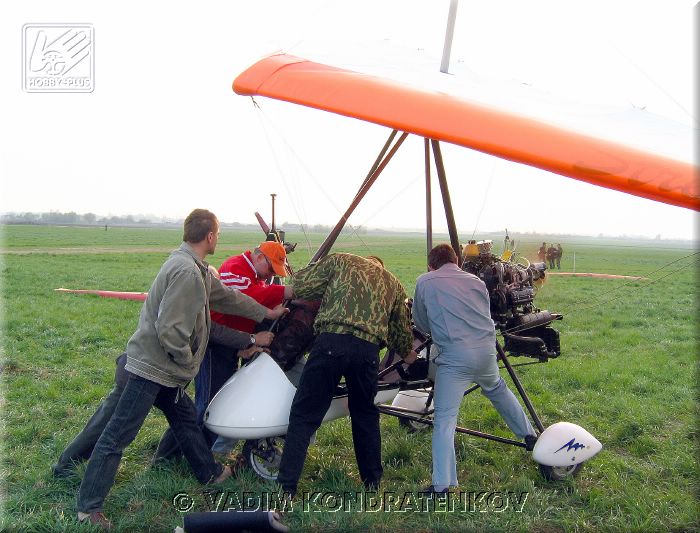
[431,140,462,263]
[424,138,433,266]
[311,134,462,266]
[312,131,408,262]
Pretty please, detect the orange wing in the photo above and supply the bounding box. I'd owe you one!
[234,53,698,211]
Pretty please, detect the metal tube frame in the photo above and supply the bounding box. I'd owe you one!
[424,138,433,264]
[317,132,547,448]
[377,336,546,447]
[430,140,462,262]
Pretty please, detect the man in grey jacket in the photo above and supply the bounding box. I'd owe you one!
[52,323,272,479]
[75,209,288,529]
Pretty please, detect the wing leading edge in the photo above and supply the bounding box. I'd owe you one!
[234,53,698,211]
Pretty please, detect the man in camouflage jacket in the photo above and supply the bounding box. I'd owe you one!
[277,253,415,495]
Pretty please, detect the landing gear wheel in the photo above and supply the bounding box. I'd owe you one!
[399,417,431,433]
[242,438,283,481]
[538,462,583,481]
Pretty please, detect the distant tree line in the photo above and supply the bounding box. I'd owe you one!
[1,211,161,226]
[280,222,366,235]
[0,211,366,234]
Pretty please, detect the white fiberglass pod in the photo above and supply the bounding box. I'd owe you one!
[204,353,296,440]
[204,352,400,440]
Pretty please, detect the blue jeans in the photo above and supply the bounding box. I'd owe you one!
[431,345,535,489]
[155,342,238,460]
[277,333,382,495]
[53,353,130,476]
[77,374,223,513]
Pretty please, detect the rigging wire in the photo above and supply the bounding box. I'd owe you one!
[250,98,376,255]
[251,98,313,256]
[510,240,697,252]
[540,252,699,320]
[568,251,700,305]
[566,256,699,316]
[335,172,424,246]
[471,159,498,240]
[608,41,697,126]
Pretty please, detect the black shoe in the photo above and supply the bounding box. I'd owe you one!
[524,434,538,451]
[420,485,449,495]
[278,485,296,499]
[52,463,73,478]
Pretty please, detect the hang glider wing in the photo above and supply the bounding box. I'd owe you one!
[234,53,698,211]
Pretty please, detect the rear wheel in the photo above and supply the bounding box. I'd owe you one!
[538,462,583,481]
[242,438,283,481]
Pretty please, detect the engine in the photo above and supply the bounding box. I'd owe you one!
[461,240,561,360]
[261,236,561,371]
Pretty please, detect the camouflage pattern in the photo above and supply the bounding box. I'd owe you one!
[291,253,413,356]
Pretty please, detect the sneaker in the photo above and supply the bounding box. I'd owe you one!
[77,511,113,530]
[524,434,538,452]
[210,465,232,485]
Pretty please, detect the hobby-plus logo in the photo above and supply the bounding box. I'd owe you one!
[554,438,586,454]
[22,24,94,93]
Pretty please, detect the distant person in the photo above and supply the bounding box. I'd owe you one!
[538,242,546,262]
[412,244,537,494]
[276,254,415,497]
[546,244,557,269]
[154,241,294,461]
[72,209,288,529]
[555,243,563,270]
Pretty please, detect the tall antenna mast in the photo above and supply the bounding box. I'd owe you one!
[270,193,277,233]
[440,0,459,73]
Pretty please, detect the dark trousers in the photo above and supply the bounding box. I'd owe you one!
[77,374,222,513]
[277,333,382,494]
[155,342,238,460]
[53,354,129,476]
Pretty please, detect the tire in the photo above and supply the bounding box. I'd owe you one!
[242,438,283,481]
[398,416,431,433]
[538,462,583,481]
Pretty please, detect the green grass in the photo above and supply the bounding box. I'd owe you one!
[1,225,698,532]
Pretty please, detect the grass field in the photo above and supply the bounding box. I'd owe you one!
[1,225,698,532]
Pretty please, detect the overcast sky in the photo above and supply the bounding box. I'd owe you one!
[0,0,696,240]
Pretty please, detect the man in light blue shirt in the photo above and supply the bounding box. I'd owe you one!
[412,244,536,493]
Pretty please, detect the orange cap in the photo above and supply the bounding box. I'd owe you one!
[258,241,288,277]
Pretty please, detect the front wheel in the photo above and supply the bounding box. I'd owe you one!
[398,417,431,433]
[538,462,583,481]
[242,438,283,481]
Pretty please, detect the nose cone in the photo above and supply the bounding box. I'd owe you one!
[533,421,603,467]
[204,353,297,439]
